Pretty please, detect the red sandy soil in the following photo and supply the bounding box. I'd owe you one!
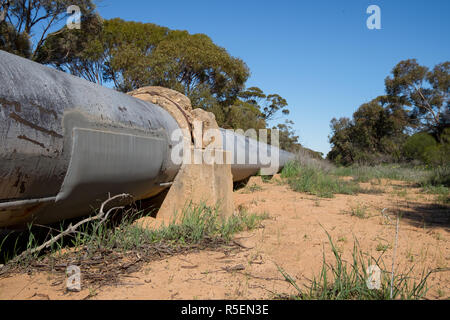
[0,176,448,300]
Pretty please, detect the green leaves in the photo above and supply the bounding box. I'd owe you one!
[385,59,449,133]
[0,20,31,58]
[10,12,298,148]
[1,0,96,59]
[328,59,449,165]
[147,31,249,104]
[38,18,250,106]
[35,13,104,82]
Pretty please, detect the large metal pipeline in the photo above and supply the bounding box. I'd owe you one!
[0,50,294,228]
[221,128,295,181]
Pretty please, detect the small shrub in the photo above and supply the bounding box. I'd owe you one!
[403,132,437,163]
[349,203,370,219]
[376,243,391,252]
[422,166,450,187]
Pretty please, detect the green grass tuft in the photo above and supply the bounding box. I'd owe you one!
[276,230,432,300]
[1,203,269,265]
[281,161,361,198]
[333,164,432,183]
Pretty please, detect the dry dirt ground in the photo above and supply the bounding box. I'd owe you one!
[0,176,448,300]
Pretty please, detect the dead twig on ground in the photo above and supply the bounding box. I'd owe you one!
[10,194,131,264]
[232,240,254,249]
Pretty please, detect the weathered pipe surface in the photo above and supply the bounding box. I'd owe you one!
[0,50,295,228]
[0,50,181,227]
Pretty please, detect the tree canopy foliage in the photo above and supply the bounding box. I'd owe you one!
[0,17,30,57]
[385,59,449,135]
[40,18,302,151]
[0,0,96,59]
[1,11,304,153]
[328,60,449,166]
[36,18,250,100]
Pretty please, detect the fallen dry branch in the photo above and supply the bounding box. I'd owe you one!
[10,193,131,264]
[0,224,242,289]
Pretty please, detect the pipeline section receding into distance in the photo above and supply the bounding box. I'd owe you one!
[0,50,295,228]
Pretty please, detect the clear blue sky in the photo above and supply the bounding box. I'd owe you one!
[96,0,449,156]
